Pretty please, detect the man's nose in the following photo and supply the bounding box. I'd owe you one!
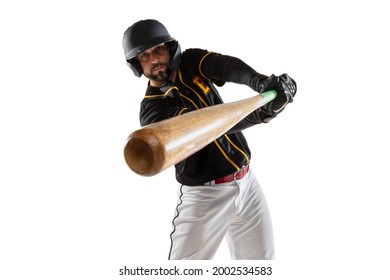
[149,52,159,63]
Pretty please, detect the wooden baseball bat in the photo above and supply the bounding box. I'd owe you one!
[124,90,277,176]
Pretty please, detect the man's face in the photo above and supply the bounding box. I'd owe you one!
[137,43,171,84]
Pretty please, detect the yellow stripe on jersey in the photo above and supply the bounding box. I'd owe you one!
[213,140,240,171]
[199,52,214,81]
[178,70,209,107]
[224,135,250,165]
[143,86,179,99]
[178,108,188,115]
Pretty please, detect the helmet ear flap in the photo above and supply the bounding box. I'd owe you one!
[168,40,182,70]
[127,58,143,77]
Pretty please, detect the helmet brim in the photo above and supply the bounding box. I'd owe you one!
[125,36,175,60]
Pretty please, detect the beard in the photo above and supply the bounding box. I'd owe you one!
[146,63,172,83]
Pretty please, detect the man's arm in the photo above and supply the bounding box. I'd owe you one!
[201,52,297,131]
[200,53,270,92]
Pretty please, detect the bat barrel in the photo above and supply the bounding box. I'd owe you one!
[124,128,166,176]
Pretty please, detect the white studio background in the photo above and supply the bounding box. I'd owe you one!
[1,0,389,279]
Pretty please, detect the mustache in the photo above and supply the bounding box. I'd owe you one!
[151,63,166,70]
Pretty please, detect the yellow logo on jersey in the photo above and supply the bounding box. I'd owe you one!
[192,76,210,95]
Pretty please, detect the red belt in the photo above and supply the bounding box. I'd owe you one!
[214,165,250,184]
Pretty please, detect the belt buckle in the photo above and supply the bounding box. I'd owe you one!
[234,164,248,181]
[233,170,239,181]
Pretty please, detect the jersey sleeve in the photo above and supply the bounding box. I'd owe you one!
[183,49,276,131]
[197,50,269,92]
[180,48,226,86]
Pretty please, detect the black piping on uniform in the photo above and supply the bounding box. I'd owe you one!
[168,184,185,260]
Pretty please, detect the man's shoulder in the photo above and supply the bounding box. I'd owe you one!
[180,48,213,68]
[182,48,209,57]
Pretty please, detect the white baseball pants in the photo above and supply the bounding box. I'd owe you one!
[168,169,275,260]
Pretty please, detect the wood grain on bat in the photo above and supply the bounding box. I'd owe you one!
[124,90,276,176]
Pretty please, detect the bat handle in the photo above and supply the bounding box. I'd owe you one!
[260,90,277,103]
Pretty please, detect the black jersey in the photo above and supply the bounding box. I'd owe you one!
[139,48,273,186]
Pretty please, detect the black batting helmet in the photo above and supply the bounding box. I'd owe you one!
[123,19,182,77]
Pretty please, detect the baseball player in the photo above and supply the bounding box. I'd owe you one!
[122,19,296,260]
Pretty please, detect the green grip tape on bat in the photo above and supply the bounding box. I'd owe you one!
[260,90,277,104]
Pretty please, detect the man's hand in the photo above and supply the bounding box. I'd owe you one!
[259,73,297,117]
